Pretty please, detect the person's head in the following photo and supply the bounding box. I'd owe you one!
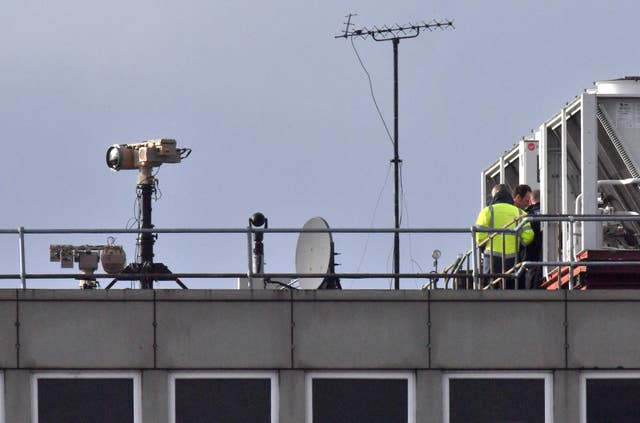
[513,184,532,209]
[531,189,540,205]
[491,183,508,197]
[490,184,513,205]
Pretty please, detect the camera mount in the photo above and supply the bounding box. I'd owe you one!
[105,139,191,289]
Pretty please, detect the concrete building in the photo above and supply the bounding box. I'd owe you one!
[2,289,640,422]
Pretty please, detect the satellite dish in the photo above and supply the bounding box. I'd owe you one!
[295,217,340,289]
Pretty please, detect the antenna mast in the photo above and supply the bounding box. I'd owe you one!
[336,15,454,290]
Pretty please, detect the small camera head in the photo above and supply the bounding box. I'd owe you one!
[250,212,267,228]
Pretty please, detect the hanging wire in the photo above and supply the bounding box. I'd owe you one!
[354,163,393,286]
[153,178,162,201]
[126,187,142,230]
[386,246,394,289]
[399,162,421,288]
[350,37,394,146]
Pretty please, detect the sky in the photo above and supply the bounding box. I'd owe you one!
[1,0,639,289]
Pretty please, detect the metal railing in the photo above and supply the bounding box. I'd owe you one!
[1,226,471,289]
[459,214,640,290]
[2,214,640,290]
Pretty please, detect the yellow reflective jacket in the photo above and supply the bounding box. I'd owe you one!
[475,203,534,256]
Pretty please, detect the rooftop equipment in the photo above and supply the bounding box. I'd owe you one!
[49,241,126,289]
[105,138,191,289]
[295,217,341,289]
[482,77,640,286]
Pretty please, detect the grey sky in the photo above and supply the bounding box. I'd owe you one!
[1,0,638,289]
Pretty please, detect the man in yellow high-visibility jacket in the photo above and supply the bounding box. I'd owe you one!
[475,184,534,288]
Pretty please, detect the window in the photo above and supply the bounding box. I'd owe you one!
[444,372,552,423]
[581,372,640,423]
[31,372,141,423]
[169,371,278,423]
[306,372,415,423]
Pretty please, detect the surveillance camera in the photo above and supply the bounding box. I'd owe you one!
[106,139,190,171]
[250,212,267,227]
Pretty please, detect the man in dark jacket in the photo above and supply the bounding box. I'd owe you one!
[523,189,543,288]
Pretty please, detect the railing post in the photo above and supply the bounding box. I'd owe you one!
[246,226,253,289]
[471,227,479,290]
[568,216,575,290]
[18,226,26,289]
[569,216,575,261]
[568,261,575,290]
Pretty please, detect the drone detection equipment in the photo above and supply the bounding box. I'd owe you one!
[295,217,341,289]
[106,139,189,170]
[50,242,126,289]
[104,138,191,289]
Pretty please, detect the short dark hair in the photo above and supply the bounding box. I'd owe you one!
[513,184,532,199]
[491,183,509,196]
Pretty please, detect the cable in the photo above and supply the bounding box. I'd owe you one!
[151,167,163,201]
[399,163,421,289]
[350,37,394,146]
[355,163,393,283]
[126,187,141,230]
[386,246,394,289]
[153,178,162,201]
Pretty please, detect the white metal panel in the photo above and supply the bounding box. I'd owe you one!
[480,171,487,208]
[561,107,570,260]
[595,78,640,97]
[518,139,539,188]
[580,93,599,250]
[599,97,640,174]
[538,123,554,268]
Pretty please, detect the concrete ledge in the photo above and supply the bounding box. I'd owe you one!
[19,300,154,368]
[156,300,291,368]
[293,300,428,369]
[431,300,565,369]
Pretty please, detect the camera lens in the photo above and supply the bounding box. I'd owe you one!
[106,146,121,170]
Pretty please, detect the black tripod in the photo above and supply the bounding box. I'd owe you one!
[106,167,187,289]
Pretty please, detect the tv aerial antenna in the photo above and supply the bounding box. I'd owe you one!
[335,14,454,290]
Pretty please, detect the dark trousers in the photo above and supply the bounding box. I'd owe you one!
[482,254,517,289]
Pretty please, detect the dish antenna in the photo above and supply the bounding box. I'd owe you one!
[295,217,341,289]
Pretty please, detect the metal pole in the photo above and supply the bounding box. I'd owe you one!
[246,227,254,289]
[18,226,26,289]
[471,227,479,289]
[393,37,401,290]
[137,168,155,289]
[335,18,454,290]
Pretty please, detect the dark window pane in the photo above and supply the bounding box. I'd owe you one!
[312,378,408,423]
[38,378,133,423]
[175,378,270,423]
[449,378,545,423]
[587,378,640,423]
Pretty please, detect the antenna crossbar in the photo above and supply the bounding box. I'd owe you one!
[335,19,454,41]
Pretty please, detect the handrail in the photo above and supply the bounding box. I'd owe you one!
[449,214,640,290]
[3,214,640,290]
